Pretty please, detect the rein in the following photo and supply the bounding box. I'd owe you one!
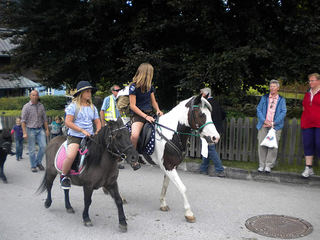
[87,125,132,161]
[106,125,133,161]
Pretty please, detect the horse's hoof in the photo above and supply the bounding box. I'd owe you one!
[160,206,170,211]
[66,207,75,214]
[185,215,196,223]
[119,223,127,233]
[83,220,93,227]
[2,179,8,184]
[44,200,52,208]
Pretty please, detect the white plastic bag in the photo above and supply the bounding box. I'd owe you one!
[200,137,208,158]
[260,128,278,148]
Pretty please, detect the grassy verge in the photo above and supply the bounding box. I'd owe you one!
[185,157,319,175]
[0,110,65,117]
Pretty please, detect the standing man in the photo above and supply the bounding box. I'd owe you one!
[100,85,121,126]
[199,87,226,177]
[256,79,287,173]
[21,90,50,172]
[100,84,124,169]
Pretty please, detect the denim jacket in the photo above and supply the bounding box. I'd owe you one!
[256,94,287,130]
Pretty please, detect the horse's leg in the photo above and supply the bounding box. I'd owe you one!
[0,153,7,183]
[161,166,196,223]
[102,187,127,204]
[159,174,170,211]
[105,182,127,232]
[82,186,93,226]
[44,172,57,208]
[64,189,75,213]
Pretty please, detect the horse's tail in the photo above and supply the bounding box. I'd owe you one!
[36,171,48,195]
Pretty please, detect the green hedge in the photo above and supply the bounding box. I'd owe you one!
[0,110,65,117]
[0,96,68,110]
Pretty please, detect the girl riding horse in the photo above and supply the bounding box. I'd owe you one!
[129,63,163,149]
[61,81,101,189]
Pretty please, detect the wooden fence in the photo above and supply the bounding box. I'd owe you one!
[187,117,314,166]
[0,116,312,166]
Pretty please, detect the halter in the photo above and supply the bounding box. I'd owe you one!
[188,103,214,134]
[106,125,133,160]
[89,125,133,161]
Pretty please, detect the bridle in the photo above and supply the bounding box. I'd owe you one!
[91,125,133,161]
[187,99,214,134]
[107,125,134,161]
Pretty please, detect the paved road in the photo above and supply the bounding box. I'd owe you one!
[1,153,320,240]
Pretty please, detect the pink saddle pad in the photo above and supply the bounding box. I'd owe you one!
[54,141,85,175]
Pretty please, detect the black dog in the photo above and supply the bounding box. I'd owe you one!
[0,129,15,183]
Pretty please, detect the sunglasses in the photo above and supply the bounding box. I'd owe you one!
[113,89,121,92]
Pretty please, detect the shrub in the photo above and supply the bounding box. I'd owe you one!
[0,96,69,110]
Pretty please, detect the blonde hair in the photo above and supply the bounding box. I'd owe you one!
[72,91,94,111]
[131,63,154,93]
[308,73,320,80]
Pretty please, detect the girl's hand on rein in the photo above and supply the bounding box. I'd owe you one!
[81,129,91,137]
[145,115,155,123]
[157,110,163,116]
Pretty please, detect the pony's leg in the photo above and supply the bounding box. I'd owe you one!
[64,189,75,213]
[44,172,57,208]
[105,182,127,232]
[82,186,93,226]
[0,157,8,183]
[161,167,196,223]
[0,153,7,183]
[102,187,127,204]
[159,174,170,211]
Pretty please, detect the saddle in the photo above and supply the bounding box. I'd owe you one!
[54,138,88,175]
[137,121,155,155]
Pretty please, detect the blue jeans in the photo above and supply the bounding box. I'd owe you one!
[27,128,46,168]
[15,138,24,159]
[200,144,224,173]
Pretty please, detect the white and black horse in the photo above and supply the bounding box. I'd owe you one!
[140,94,220,222]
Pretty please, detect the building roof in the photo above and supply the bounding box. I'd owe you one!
[0,74,40,89]
[0,38,17,56]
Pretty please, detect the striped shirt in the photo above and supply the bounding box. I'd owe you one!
[21,101,47,128]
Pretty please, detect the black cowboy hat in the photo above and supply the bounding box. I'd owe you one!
[73,81,96,97]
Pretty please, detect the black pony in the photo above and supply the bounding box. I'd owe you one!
[37,119,140,232]
[0,129,14,183]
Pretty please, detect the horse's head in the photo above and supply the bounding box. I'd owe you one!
[105,118,141,171]
[186,94,220,144]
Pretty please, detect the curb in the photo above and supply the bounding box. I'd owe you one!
[177,161,320,187]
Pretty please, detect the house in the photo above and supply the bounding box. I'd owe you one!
[0,74,40,97]
[0,29,66,97]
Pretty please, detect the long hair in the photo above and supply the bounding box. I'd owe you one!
[131,63,154,93]
[72,91,94,111]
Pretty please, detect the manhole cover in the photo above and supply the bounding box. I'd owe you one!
[245,215,313,239]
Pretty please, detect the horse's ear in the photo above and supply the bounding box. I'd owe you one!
[193,94,202,105]
[117,117,123,125]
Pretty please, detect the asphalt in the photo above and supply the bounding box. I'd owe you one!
[177,161,320,187]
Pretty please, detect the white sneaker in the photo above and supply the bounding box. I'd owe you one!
[264,167,271,173]
[258,167,264,172]
[302,166,314,178]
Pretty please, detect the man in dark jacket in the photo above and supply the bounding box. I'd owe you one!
[199,88,226,177]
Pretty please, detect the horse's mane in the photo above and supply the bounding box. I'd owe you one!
[85,126,109,168]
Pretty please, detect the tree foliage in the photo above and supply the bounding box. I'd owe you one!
[1,0,319,108]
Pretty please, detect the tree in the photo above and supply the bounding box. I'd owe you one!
[1,0,319,109]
